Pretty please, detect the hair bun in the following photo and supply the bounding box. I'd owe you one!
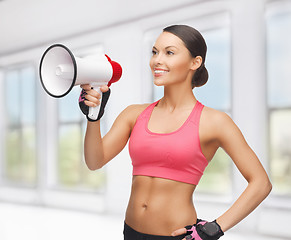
[192,65,208,88]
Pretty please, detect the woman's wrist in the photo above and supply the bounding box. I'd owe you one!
[184,219,224,240]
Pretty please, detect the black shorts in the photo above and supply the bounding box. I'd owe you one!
[123,222,186,240]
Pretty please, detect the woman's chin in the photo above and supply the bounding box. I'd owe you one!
[153,78,165,86]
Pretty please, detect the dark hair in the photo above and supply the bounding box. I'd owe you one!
[163,25,208,88]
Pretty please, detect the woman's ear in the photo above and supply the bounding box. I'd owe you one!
[191,56,202,71]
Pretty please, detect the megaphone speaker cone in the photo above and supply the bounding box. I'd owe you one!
[39,44,77,98]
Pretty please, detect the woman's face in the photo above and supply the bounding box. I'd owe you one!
[149,31,197,87]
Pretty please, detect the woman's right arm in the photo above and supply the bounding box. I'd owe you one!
[84,104,136,170]
[81,84,145,170]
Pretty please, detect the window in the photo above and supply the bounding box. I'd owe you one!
[50,45,108,192]
[151,27,232,195]
[3,66,37,186]
[56,87,106,191]
[0,45,108,210]
[267,11,291,196]
[195,28,232,195]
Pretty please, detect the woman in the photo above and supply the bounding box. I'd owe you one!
[79,25,272,240]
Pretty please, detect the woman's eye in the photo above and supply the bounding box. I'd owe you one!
[152,50,158,55]
[167,51,174,55]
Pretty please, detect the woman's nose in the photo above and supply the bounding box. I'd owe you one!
[153,53,163,65]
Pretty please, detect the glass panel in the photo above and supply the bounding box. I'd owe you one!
[58,123,106,190]
[58,124,82,186]
[267,13,291,107]
[5,70,20,125]
[22,127,37,184]
[194,28,231,110]
[4,66,37,185]
[197,148,232,194]
[195,28,232,194]
[21,67,36,124]
[81,164,106,189]
[59,87,82,122]
[270,110,291,195]
[5,129,21,181]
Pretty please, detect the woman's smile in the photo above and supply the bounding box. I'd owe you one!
[154,68,169,78]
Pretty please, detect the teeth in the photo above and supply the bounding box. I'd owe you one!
[155,70,167,74]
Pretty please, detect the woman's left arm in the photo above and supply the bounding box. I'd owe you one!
[214,112,272,232]
[171,111,272,240]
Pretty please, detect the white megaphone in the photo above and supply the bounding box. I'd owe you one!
[39,44,122,120]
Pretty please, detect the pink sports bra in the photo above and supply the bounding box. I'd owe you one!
[128,100,208,185]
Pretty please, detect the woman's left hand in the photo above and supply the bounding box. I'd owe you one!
[171,219,224,240]
[171,223,203,240]
[171,226,188,239]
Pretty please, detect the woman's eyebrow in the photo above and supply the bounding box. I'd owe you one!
[165,46,178,49]
[152,46,178,50]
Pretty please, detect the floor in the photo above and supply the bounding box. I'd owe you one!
[0,202,282,240]
[0,202,124,240]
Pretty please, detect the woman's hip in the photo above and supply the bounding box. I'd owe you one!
[123,221,186,240]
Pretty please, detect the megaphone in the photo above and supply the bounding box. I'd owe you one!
[39,44,122,120]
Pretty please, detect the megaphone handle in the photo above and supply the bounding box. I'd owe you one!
[88,86,102,121]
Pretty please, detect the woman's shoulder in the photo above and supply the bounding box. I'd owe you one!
[200,105,234,132]
[123,103,152,115]
[119,102,152,127]
[200,104,240,140]
[201,105,231,123]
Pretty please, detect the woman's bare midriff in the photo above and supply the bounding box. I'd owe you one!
[125,175,197,236]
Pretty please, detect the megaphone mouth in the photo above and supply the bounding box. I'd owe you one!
[39,44,77,98]
[108,60,122,87]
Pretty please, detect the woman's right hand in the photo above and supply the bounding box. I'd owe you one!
[80,84,110,107]
[79,84,111,121]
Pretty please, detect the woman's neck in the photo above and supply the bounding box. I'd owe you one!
[158,84,197,111]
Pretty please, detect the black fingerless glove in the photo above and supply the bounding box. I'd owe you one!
[185,219,224,240]
[79,88,111,122]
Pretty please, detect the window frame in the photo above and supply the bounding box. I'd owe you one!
[0,46,107,212]
[43,44,108,210]
[2,63,38,188]
[265,0,291,204]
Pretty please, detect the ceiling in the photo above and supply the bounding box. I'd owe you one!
[0,0,199,57]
